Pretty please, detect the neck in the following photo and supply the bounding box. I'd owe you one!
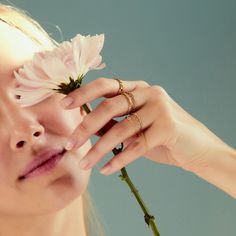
[0,196,87,236]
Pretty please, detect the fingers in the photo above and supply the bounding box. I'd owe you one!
[60,78,175,176]
[98,116,179,175]
[99,128,151,175]
[60,77,150,109]
[65,87,151,150]
[77,106,153,171]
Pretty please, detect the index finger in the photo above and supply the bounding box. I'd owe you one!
[59,77,149,109]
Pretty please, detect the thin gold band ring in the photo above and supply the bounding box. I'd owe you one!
[114,78,124,94]
[126,112,143,133]
[121,92,136,114]
[126,112,148,152]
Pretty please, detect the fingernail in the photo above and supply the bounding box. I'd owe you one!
[79,158,89,169]
[100,163,112,175]
[65,137,77,150]
[60,97,73,108]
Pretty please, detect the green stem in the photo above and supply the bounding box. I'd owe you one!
[82,104,160,236]
[119,168,160,236]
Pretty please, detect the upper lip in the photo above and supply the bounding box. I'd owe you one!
[19,148,66,179]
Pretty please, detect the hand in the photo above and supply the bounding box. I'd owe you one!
[60,77,227,175]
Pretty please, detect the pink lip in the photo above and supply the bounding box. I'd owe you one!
[19,148,66,180]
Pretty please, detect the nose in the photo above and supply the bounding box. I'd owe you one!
[0,92,45,151]
[5,106,45,151]
[10,122,45,151]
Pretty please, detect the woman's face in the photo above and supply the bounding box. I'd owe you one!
[0,21,92,216]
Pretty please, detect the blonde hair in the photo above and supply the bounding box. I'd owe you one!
[0,3,107,236]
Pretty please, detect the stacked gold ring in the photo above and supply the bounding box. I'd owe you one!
[114,78,124,94]
[113,77,148,152]
[113,77,136,114]
[126,112,143,133]
[121,91,136,114]
[126,112,148,152]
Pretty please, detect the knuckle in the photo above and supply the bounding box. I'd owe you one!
[90,144,103,156]
[69,87,92,107]
[69,88,83,101]
[137,80,150,88]
[113,119,131,138]
[147,94,166,113]
[79,118,91,135]
[114,154,126,168]
[131,138,144,153]
[77,86,89,98]
[101,99,114,113]
[157,101,173,122]
[147,86,170,110]
[152,85,167,97]
[96,77,108,87]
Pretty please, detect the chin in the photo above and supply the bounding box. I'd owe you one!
[11,149,92,216]
[14,171,91,217]
[39,179,85,214]
[41,152,91,213]
[36,168,91,215]
[16,177,87,217]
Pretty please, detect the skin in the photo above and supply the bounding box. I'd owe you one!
[0,22,91,235]
[61,76,236,199]
[1,12,236,236]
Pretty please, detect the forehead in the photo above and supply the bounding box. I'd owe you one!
[0,21,40,84]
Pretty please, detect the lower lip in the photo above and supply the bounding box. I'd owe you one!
[20,152,66,180]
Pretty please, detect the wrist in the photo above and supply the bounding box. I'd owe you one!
[189,142,236,199]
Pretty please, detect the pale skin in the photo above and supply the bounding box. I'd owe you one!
[0,22,91,235]
[61,78,236,200]
[1,15,236,236]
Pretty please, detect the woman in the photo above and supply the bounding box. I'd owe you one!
[0,3,236,236]
[0,4,105,236]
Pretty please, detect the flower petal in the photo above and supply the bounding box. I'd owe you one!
[13,33,106,107]
[72,34,105,76]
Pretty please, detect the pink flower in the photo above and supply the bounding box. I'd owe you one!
[13,34,106,107]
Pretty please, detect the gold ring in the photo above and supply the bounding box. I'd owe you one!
[126,112,143,133]
[126,113,148,152]
[121,92,136,114]
[114,78,124,95]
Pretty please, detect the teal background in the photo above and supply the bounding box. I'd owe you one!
[2,0,236,235]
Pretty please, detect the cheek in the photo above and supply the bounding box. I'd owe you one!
[40,106,83,136]
[35,93,83,136]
